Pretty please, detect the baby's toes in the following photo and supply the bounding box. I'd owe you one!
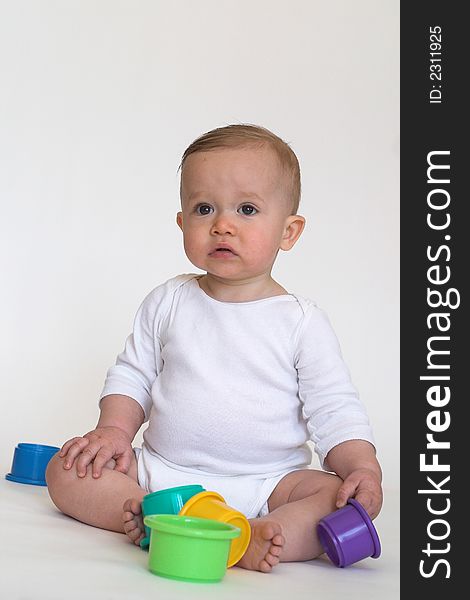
[123,519,138,534]
[123,498,142,515]
[122,509,135,525]
[269,544,282,557]
[259,559,273,573]
[132,530,145,545]
[265,552,280,567]
[272,533,285,547]
[124,523,143,544]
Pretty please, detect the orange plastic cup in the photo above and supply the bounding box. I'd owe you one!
[179,491,251,567]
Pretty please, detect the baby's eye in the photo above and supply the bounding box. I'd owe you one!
[195,204,213,215]
[238,204,257,216]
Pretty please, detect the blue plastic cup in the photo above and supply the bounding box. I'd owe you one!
[6,443,60,486]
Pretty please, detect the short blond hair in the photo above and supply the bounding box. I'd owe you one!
[179,124,301,214]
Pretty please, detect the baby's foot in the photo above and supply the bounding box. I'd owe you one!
[122,498,145,546]
[236,518,285,573]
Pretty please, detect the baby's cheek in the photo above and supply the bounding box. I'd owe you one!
[183,236,203,259]
[248,236,281,263]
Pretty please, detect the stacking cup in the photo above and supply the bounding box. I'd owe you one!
[5,443,60,486]
[140,484,205,549]
[144,514,240,583]
[179,490,251,566]
[317,498,381,567]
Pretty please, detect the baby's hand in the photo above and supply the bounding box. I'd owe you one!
[59,426,134,479]
[335,468,383,519]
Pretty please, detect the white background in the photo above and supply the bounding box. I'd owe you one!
[0,1,399,490]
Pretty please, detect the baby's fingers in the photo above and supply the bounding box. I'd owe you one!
[355,490,382,520]
[91,447,115,479]
[60,437,90,469]
[114,450,132,475]
[335,478,358,509]
[355,491,376,518]
[75,442,101,477]
[59,437,83,457]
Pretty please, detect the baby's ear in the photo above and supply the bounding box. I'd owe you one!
[280,215,305,251]
[176,212,183,230]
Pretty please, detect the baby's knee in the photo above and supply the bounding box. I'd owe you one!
[45,452,63,488]
[45,453,81,509]
[305,471,343,508]
[292,470,342,502]
[323,472,343,497]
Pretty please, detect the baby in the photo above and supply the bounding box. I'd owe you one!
[46,124,382,573]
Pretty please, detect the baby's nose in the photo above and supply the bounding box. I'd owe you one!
[211,213,236,235]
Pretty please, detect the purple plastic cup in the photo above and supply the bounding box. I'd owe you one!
[317,498,381,567]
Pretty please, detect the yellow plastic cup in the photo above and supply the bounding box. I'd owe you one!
[179,491,251,567]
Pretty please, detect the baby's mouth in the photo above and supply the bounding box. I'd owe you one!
[209,245,237,257]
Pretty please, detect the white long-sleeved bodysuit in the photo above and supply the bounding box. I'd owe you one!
[100,275,375,516]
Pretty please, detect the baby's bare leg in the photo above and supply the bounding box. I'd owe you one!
[237,469,341,571]
[267,469,342,561]
[46,453,146,535]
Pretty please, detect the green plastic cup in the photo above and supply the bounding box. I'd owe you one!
[140,484,205,549]
[144,514,241,583]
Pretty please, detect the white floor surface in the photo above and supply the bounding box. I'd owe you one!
[1,477,399,600]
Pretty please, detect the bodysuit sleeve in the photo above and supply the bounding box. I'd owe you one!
[99,275,196,421]
[294,305,375,471]
[99,287,163,421]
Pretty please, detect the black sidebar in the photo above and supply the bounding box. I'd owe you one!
[401,2,466,596]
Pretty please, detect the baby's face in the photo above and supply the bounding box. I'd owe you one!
[177,146,298,283]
